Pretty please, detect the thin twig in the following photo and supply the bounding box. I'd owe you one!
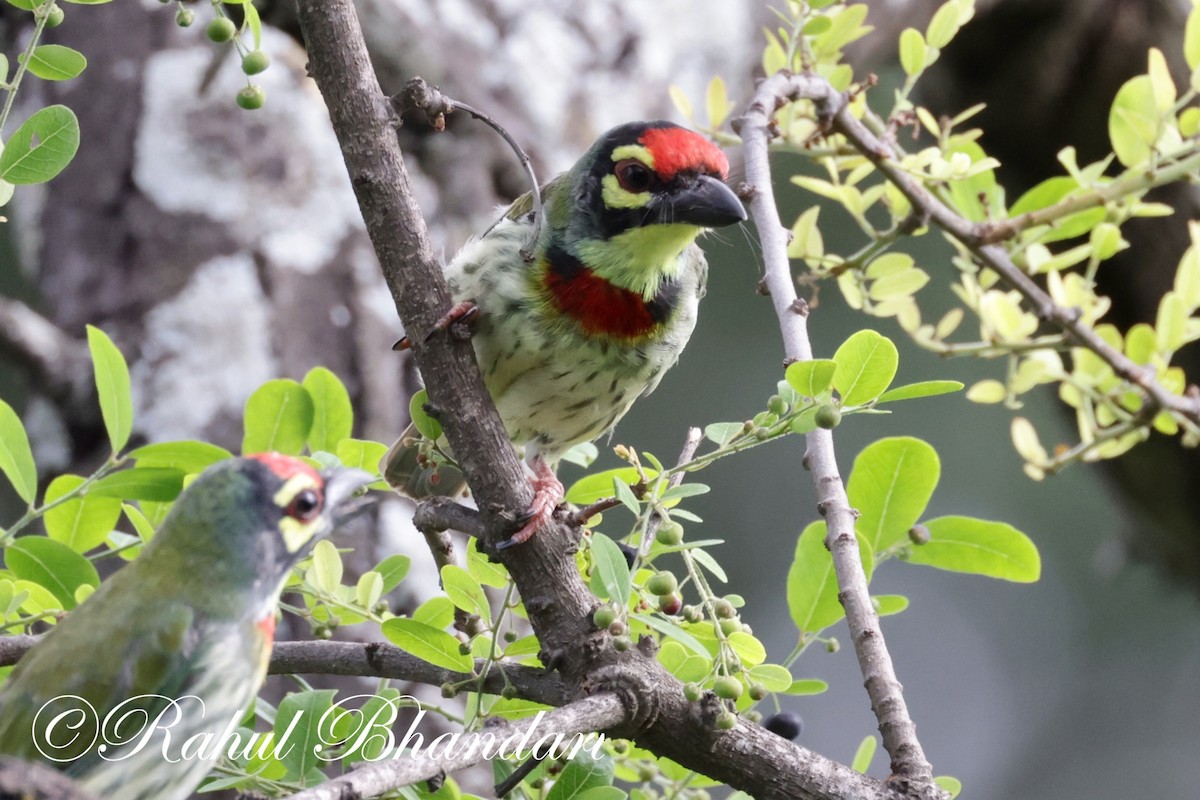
[735,73,940,797]
[395,77,543,259]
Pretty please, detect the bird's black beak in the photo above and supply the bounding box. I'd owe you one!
[321,467,376,529]
[651,174,747,228]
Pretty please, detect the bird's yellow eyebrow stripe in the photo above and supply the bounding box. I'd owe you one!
[273,473,323,553]
[610,144,654,168]
[273,473,321,509]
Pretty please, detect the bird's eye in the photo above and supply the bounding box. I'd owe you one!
[614,159,653,193]
[285,489,322,522]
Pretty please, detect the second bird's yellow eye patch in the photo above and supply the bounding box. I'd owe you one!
[274,473,324,552]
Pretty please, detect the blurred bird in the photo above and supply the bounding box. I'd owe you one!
[383,120,746,546]
[0,454,372,800]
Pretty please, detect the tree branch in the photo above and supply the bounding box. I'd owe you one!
[0,756,98,800]
[283,694,625,800]
[292,4,912,798]
[735,73,940,797]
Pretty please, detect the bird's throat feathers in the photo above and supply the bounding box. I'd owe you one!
[542,243,684,340]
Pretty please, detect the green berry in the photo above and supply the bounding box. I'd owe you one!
[608,619,627,637]
[175,7,195,27]
[440,682,457,698]
[715,711,737,730]
[612,635,632,652]
[815,404,842,429]
[682,605,703,623]
[646,571,678,596]
[908,524,931,545]
[825,637,840,654]
[503,630,517,642]
[744,710,763,723]
[748,683,768,701]
[638,765,657,782]
[656,520,684,545]
[713,676,743,700]
[683,682,702,702]
[241,50,271,75]
[236,84,266,110]
[501,685,518,700]
[719,618,741,635]
[457,642,471,656]
[592,605,616,629]
[206,16,238,43]
[313,624,332,639]
[767,395,788,416]
[44,5,65,28]
[714,599,736,619]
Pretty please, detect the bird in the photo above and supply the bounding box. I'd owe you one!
[0,454,372,800]
[383,120,746,546]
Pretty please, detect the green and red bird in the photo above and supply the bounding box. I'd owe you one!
[384,121,745,544]
[0,454,371,800]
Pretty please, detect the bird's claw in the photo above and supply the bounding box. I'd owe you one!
[424,300,480,343]
[497,461,564,550]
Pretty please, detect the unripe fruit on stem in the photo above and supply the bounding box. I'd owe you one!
[440,683,457,698]
[683,682,702,702]
[501,685,518,700]
[45,6,64,28]
[607,620,627,637]
[658,594,682,615]
[815,404,842,429]
[612,635,632,652]
[236,85,266,110]
[656,520,684,545]
[242,50,271,75]
[206,16,238,43]
[908,524,931,545]
[713,676,743,700]
[592,605,616,630]
[748,683,767,701]
[175,8,195,27]
[713,599,735,619]
[768,395,788,416]
[715,711,737,730]
[646,571,678,596]
[825,637,840,653]
[719,618,741,635]
[682,605,702,623]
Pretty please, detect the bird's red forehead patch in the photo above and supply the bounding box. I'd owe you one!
[247,452,321,484]
[640,127,729,181]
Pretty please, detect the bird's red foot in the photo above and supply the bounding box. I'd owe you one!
[424,299,480,342]
[497,458,564,550]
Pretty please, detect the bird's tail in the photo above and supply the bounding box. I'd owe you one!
[380,424,468,499]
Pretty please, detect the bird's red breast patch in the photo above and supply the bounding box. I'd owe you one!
[255,612,277,643]
[641,127,729,181]
[546,265,659,339]
[248,452,321,484]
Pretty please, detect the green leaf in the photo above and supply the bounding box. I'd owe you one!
[786,521,844,634]
[1187,8,1200,70]
[242,379,314,455]
[689,547,726,583]
[898,28,926,76]
[703,422,743,446]
[90,467,185,501]
[62,0,115,4]
[656,640,712,682]
[441,564,490,620]
[0,400,37,504]
[129,440,231,473]
[935,776,963,799]
[851,735,877,773]
[573,787,625,800]
[303,367,353,454]
[408,389,442,440]
[565,467,654,506]
[382,618,472,671]
[43,474,121,553]
[876,380,963,403]
[632,613,710,659]
[873,594,909,616]
[785,359,837,398]
[411,596,454,629]
[308,539,342,593]
[561,441,599,468]
[906,516,1041,582]
[374,553,411,594]
[467,539,509,588]
[0,105,80,184]
[832,330,898,405]
[590,532,632,605]
[19,45,86,80]
[727,631,766,666]
[745,663,793,692]
[274,690,335,782]
[847,437,940,552]
[545,749,614,800]
[6,537,99,609]
[785,678,829,696]
[613,477,640,515]
[1109,75,1159,168]
[336,438,387,474]
[86,326,133,453]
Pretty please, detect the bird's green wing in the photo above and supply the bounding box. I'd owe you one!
[504,173,568,223]
[0,592,199,773]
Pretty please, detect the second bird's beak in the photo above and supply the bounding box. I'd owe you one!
[651,174,747,228]
[321,467,376,529]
